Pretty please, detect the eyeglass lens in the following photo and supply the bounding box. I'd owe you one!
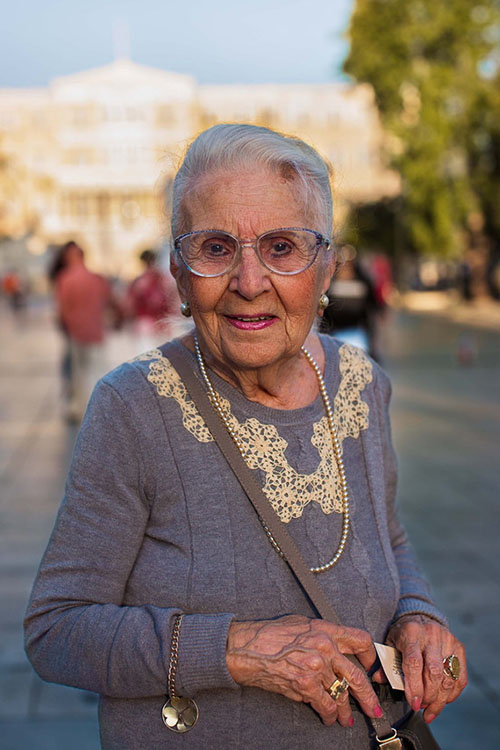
[178,229,320,276]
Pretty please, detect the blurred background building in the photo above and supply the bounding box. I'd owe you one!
[0,58,398,280]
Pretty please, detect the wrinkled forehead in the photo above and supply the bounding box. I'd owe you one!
[177,165,327,237]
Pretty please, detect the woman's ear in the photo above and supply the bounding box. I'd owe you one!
[321,249,336,294]
[170,254,188,302]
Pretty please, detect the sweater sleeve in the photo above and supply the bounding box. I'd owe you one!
[373,367,449,628]
[24,376,237,699]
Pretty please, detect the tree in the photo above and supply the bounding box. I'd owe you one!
[344,0,500,261]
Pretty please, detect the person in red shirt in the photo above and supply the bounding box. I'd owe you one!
[55,242,113,422]
[126,249,176,347]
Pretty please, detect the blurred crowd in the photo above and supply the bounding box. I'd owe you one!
[2,236,499,424]
[44,240,179,423]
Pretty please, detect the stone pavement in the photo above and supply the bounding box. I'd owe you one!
[382,310,500,748]
[401,290,500,331]
[1,302,99,749]
[1,300,499,748]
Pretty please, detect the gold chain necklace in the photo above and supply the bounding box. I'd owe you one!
[193,335,350,573]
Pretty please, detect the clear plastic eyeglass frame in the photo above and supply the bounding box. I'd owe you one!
[173,227,331,278]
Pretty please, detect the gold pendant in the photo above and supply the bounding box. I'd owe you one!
[162,695,199,733]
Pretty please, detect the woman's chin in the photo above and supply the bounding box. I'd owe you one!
[219,338,289,373]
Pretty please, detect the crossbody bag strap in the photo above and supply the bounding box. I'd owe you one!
[165,342,341,623]
[166,341,399,745]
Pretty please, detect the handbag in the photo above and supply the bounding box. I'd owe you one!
[167,343,440,750]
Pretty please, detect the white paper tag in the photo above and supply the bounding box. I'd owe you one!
[374,643,405,691]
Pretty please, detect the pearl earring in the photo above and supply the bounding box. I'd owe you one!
[180,301,192,317]
[318,293,329,311]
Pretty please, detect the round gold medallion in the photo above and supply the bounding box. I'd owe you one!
[162,695,199,733]
[443,654,461,681]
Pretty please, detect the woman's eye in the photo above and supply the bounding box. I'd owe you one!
[203,242,230,257]
[270,241,293,255]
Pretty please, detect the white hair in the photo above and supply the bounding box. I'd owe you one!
[170,123,333,239]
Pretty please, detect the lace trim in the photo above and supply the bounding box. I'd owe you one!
[135,344,373,522]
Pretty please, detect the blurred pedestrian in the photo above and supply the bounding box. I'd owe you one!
[457,260,473,301]
[487,253,500,300]
[126,248,176,349]
[55,241,114,422]
[1,268,27,313]
[320,246,383,359]
[457,332,478,366]
[371,252,393,307]
[48,242,74,398]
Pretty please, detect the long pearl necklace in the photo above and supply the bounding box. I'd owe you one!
[193,335,350,573]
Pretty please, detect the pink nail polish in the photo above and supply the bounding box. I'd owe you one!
[348,717,354,727]
[426,713,435,724]
[412,697,421,711]
[374,705,383,718]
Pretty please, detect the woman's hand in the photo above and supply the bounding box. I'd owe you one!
[226,614,383,727]
[386,615,467,723]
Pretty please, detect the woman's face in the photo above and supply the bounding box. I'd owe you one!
[172,166,335,374]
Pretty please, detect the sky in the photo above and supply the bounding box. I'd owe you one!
[1,0,354,87]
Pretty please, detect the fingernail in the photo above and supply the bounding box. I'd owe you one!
[348,717,354,727]
[426,713,436,724]
[374,704,383,718]
[412,697,421,711]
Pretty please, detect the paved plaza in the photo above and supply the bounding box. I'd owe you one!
[0,300,499,748]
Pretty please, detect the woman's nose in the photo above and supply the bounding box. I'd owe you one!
[228,246,272,299]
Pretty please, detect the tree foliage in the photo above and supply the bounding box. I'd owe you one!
[344,0,500,258]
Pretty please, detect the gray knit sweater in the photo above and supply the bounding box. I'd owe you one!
[25,335,446,749]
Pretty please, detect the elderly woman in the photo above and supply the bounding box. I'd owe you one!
[25,124,466,749]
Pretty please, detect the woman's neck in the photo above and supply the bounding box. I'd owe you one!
[186,332,326,410]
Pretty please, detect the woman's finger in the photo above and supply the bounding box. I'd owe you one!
[331,654,383,720]
[399,639,425,711]
[371,667,388,684]
[442,641,468,703]
[332,624,378,672]
[422,675,454,724]
[332,687,354,727]
[422,641,445,708]
[301,657,352,726]
[423,644,468,722]
[305,679,339,726]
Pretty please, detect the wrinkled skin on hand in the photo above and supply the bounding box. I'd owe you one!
[226,614,383,727]
[386,615,467,723]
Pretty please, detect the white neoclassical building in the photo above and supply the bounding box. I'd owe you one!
[0,59,398,276]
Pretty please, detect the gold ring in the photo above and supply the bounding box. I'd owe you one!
[327,676,349,700]
[443,654,461,681]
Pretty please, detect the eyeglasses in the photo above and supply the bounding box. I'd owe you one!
[173,227,331,277]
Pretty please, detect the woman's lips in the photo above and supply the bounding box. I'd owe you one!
[224,314,277,330]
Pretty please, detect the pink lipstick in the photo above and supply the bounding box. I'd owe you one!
[224,315,277,330]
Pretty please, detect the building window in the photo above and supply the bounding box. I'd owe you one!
[72,108,89,126]
[105,105,144,122]
[97,193,110,221]
[68,194,88,219]
[121,196,141,226]
[156,105,176,126]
